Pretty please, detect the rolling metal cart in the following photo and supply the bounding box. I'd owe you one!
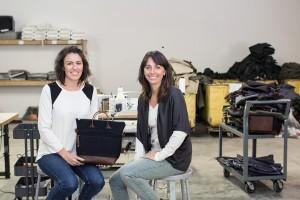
[13,123,48,200]
[217,99,291,193]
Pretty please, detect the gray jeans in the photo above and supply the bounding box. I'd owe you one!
[109,158,182,200]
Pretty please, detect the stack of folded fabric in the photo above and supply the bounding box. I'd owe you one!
[21,25,36,40]
[33,24,51,40]
[224,81,285,134]
[21,24,86,41]
[71,31,86,40]
[34,30,46,40]
[22,24,53,40]
[8,70,28,80]
[46,29,59,40]
[47,71,57,81]
[59,28,71,40]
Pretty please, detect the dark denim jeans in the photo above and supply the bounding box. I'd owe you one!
[38,153,104,200]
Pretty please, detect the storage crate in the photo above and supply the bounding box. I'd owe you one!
[14,156,37,176]
[15,177,48,198]
[204,84,230,127]
[184,93,196,128]
[13,123,40,139]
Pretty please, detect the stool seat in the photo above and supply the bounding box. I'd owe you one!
[160,168,193,181]
[152,168,193,200]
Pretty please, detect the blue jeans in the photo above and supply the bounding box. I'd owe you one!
[37,153,104,200]
[109,158,182,200]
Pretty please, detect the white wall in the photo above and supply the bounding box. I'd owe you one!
[1,0,300,116]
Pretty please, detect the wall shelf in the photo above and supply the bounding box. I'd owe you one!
[0,39,87,54]
[0,39,87,87]
[0,80,51,87]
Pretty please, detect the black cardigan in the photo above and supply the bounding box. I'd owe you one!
[136,86,192,171]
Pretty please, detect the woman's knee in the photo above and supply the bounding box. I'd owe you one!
[90,176,105,191]
[109,172,119,186]
[109,171,125,187]
[82,169,105,192]
[119,169,135,182]
[59,175,78,193]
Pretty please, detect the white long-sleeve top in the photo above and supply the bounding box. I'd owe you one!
[36,81,98,161]
[134,104,187,161]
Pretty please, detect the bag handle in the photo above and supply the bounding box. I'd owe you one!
[91,111,112,129]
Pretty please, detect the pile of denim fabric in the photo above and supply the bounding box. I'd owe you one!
[224,81,285,134]
[217,155,282,176]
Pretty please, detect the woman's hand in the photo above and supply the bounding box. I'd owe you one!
[144,151,157,160]
[98,112,109,119]
[58,148,85,166]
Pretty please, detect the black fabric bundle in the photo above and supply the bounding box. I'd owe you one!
[226,43,281,81]
[203,43,281,81]
[218,155,282,176]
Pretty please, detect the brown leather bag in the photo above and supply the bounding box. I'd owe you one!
[76,111,125,165]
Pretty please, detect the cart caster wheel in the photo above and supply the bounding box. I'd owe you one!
[273,180,283,193]
[245,181,255,193]
[223,169,230,178]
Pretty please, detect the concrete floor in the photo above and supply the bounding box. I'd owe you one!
[1,126,300,200]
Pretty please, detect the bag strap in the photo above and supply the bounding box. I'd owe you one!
[91,111,112,129]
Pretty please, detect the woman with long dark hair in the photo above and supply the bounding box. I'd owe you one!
[109,50,192,200]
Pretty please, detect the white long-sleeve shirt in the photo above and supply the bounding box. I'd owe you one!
[134,104,187,161]
[36,82,98,161]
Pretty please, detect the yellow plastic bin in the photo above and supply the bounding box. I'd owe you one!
[184,93,196,128]
[204,80,241,127]
[285,79,300,95]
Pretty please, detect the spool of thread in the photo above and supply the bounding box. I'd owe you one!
[178,77,185,94]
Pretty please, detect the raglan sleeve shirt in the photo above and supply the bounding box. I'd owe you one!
[38,85,63,153]
[89,86,99,117]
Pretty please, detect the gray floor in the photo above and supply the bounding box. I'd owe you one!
[1,127,300,200]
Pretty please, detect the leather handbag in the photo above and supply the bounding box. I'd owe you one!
[76,111,125,165]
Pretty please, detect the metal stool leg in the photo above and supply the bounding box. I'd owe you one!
[34,173,41,200]
[151,179,157,190]
[186,180,190,200]
[180,179,186,200]
[168,181,176,200]
[181,179,190,200]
